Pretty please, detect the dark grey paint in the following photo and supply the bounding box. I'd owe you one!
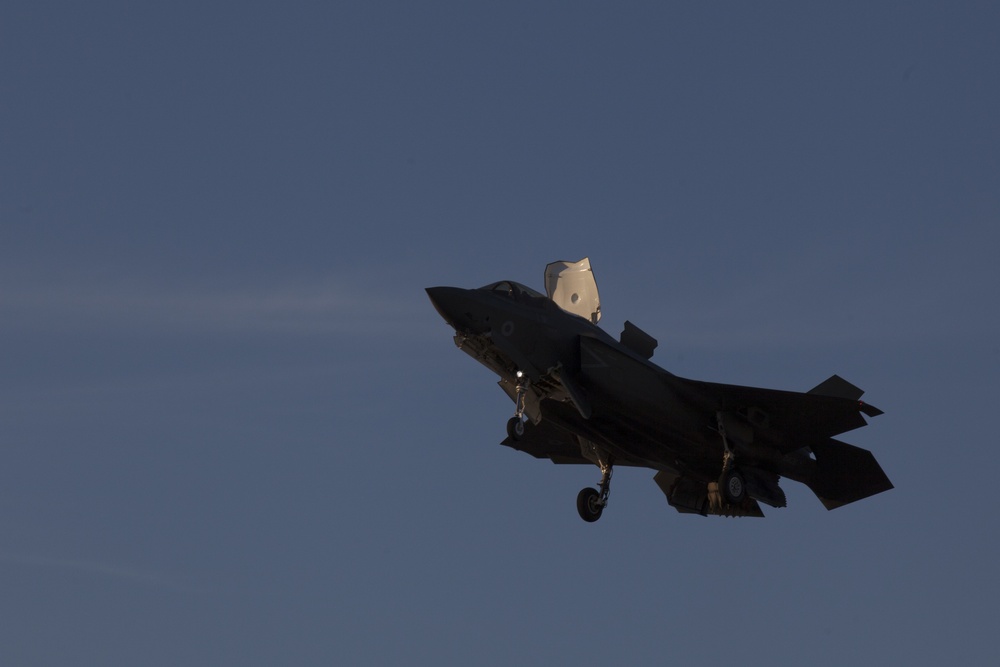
[426,278,892,520]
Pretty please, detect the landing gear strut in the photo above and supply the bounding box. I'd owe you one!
[577,461,613,522]
[506,372,528,441]
[716,412,747,505]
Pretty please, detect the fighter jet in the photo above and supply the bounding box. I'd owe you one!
[426,259,892,521]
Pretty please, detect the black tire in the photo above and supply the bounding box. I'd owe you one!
[506,417,525,441]
[721,468,746,504]
[576,487,604,522]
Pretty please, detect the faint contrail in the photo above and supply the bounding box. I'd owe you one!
[0,278,433,337]
[0,550,196,593]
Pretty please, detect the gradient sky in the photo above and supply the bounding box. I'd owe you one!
[2,2,998,665]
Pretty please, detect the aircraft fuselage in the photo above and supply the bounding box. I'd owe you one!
[427,267,891,520]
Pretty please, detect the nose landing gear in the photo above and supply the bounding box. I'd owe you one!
[506,416,525,440]
[506,371,529,441]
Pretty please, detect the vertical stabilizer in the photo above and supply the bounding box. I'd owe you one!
[808,375,863,401]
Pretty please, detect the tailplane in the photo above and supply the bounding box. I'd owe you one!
[806,438,893,510]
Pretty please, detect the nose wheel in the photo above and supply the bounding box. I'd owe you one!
[506,416,525,440]
[577,487,603,522]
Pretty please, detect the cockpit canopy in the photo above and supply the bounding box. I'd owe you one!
[478,280,544,298]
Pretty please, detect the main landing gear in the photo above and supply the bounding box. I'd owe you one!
[716,412,747,506]
[577,461,613,522]
[720,455,746,504]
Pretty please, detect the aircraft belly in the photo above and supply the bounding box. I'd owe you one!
[573,336,716,469]
[539,394,713,473]
[456,333,515,379]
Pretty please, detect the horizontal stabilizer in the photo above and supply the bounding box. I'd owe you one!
[859,402,884,418]
[806,439,894,510]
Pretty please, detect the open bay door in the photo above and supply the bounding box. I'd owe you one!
[544,258,601,324]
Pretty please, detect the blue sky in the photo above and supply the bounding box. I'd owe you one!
[2,2,998,665]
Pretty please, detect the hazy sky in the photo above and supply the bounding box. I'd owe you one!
[2,2,998,665]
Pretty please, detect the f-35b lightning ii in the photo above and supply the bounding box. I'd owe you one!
[426,259,892,521]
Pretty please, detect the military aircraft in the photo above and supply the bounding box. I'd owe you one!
[426,258,892,521]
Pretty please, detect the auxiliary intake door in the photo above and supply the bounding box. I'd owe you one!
[544,257,601,323]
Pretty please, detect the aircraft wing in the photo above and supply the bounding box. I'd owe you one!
[675,375,893,508]
[673,376,877,452]
[577,335,879,448]
[576,336,890,507]
[578,335,675,409]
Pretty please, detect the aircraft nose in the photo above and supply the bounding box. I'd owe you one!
[425,286,481,332]
[424,287,458,326]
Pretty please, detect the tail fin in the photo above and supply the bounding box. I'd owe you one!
[806,439,893,510]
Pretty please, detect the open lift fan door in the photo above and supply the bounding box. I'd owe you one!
[544,257,601,324]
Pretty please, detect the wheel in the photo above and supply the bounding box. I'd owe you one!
[576,487,604,522]
[506,417,525,441]
[721,468,746,504]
